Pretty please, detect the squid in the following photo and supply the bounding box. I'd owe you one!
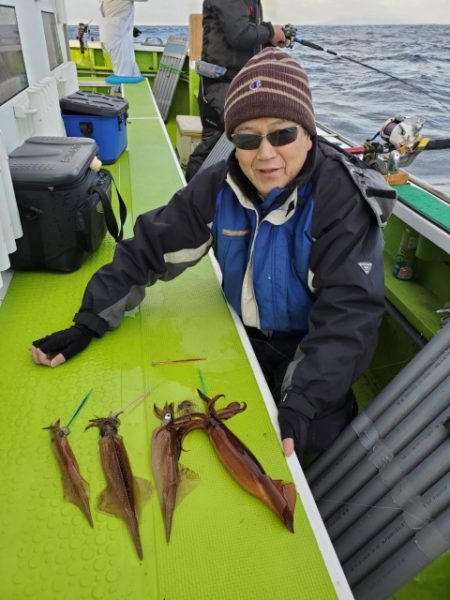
[44,420,93,527]
[180,390,297,532]
[86,413,148,560]
[151,403,182,542]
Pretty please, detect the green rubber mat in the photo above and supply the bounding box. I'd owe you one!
[395,183,450,232]
[0,81,345,600]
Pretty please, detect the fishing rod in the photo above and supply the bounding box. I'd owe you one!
[282,25,447,111]
[77,19,94,54]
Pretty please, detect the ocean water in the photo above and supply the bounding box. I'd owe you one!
[69,24,450,196]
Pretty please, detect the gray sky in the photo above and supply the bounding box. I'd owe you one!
[67,1,450,26]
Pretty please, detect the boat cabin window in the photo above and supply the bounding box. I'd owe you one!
[0,5,28,105]
[42,11,63,70]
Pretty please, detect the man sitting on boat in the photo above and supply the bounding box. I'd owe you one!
[31,48,396,461]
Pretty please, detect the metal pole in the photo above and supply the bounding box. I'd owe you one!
[352,506,450,600]
[317,375,450,520]
[326,407,450,540]
[310,350,450,501]
[306,324,450,485]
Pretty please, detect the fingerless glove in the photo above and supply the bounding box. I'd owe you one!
[32,324,95,361]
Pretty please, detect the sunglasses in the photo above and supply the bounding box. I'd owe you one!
[231,125,302,150]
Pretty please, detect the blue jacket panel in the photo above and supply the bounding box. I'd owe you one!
[213,184,314,331]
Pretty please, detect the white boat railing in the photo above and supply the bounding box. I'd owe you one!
[0,130,22,291]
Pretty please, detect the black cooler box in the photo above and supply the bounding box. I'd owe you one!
[9,136,117,272]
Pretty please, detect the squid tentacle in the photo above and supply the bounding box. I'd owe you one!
[215,401,247,420]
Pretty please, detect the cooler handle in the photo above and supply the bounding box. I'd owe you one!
[90,170,127,242]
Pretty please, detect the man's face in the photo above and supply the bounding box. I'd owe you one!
[233,117,313,197]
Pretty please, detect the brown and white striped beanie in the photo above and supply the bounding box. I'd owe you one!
[224,47,316,138]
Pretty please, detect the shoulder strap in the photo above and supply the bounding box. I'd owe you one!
[317,137,397,228]
[90,169,127,242]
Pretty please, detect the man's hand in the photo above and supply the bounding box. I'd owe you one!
[282,437,295,456]
[271,25,287,48]
[31,324,95,368]
[278,406,309,458]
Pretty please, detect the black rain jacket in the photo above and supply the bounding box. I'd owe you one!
[75,137,396,446]
[201,0,273,78]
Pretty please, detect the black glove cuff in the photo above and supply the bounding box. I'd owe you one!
[278,406,310,457]
[74,323,97,339]
[74,311,109,337]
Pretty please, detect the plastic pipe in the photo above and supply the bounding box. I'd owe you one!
[352,505,450,600]
[309,351,450,501]
[317,375,450,520]
[344,470,450,586]
[335,437,450,563]
[326,407,450,540]
[306,324,450,485]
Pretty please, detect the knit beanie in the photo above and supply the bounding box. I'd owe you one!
[224,47,316,138]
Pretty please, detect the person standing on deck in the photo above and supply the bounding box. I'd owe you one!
[98,0,147,79]
[185,0,286,181]
[31,49,396,463]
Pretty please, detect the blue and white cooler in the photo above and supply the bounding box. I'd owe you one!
[60,91,128,164]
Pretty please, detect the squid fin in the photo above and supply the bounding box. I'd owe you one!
[272,479,297,533]
[133,477,153,517]
[97,477,152,518]
[175,463,200,507]
[61,470,94,527]
[97,486,124,518]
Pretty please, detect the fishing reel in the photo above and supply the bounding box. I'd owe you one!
[282,24,297,49]
[380,115,424,150]
[362,115,429,175]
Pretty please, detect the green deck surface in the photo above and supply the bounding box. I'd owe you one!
[0,81,340,600]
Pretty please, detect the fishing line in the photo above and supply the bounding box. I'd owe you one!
[318,497,430,528]
[292,36,447,111]
[367,354,420,373]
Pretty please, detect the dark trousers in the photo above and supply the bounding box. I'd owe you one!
[246,327,358,456]
[245,327,302,403]
[185,79,230,181]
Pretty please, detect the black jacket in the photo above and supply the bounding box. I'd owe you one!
[201,0,273,77]
[75,138,396,447]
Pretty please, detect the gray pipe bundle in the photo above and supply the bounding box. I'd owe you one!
[317,375,450,520]
[309,348,450,501]
[335,438,450,563]
[352,505,450,600]
[344,470,450,587]
[306,324,450,486]
[326,408,450,540]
